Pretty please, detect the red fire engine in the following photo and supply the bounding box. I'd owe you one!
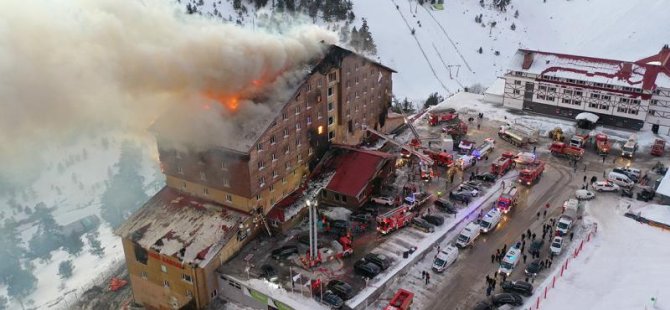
[594,133,611,156]
[651,139,665,156]
[423,149,453,167]
[376,205,414,235]
[518,160,545,185]
[549,142,585,160]
[496,186,519,214]
[490,152,516,176]
[384,289,414,310]
[428,110,459,126]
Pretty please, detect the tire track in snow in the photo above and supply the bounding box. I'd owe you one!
[421,5,475,74]
[389,0,452,94]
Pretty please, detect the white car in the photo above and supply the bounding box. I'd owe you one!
[371,196,394,206]
[550,236,564,255]
[575,189,595,200]
[592,181,620,192]
[514,152,537,164]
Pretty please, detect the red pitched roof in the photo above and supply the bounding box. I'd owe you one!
[326,149,393,198]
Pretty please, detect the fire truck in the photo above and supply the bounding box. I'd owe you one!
[472,138,495,160]
[518,160,545,185]
[404,191,433,211]
[458,139,475,155]
[594,133,611,156]
[423,149,453,167]
[496,186,519,213]
[444,120,468,136]
[651,139,665,156]
[376,205,414,235]
[498,126,529,147]
[428,109,459,126]
[549,142,585,160]
[490,152,516,176]
[384,289,414,310]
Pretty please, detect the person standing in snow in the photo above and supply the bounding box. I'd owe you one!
[491,254,495,263]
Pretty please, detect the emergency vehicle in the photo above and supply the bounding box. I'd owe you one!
[376,205,414,235]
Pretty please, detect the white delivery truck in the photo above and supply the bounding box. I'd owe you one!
[621,134,638,158]
[498,247,522,276]
[556,199,580,236]
[432,245,459,273]
[479,209,502,233]
[455,222,482,248]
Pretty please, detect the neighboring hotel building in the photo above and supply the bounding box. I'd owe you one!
[116,45,396,310]
[502,45,670,132]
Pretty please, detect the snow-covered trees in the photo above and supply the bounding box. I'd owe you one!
[349,18,377,54]
[28,205,64,261]
[100,141,148,229]
[424,92,443,109]
[58,260,74,279]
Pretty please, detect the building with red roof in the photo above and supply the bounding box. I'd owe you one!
[320,146,396,208]
[502,45,670,132]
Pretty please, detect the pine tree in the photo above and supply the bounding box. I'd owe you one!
[478,47,483,54]
[233,0,242,10]
[58,260,74,279]
[62,232,84,256]
[511,23,516,31]
[86,231,105,258]
[28,207,64,261]
[359,18,377,54]
[350,26,361,51]
[514,10,519,18]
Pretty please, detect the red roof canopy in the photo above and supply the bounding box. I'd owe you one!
[326,148,393,198]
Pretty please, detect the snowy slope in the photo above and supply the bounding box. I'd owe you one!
[537,197,670,310]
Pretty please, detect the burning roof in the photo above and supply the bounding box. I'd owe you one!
[115,187,248,267]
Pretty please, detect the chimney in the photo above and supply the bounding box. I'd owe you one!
[522,52,534,70]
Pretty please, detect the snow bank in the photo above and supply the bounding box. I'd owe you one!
[635,204,670,227]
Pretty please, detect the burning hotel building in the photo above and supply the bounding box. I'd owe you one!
[116,45,396,309]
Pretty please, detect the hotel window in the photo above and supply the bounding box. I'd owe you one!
[203,188,209,195]
[270,135,276,145]
[199,172,206,181]
[564,90,573,95]
[226,194,232,202]
[629,109,639,115]
[282,177,287,184]
[221,161,228,171]
[538,85,547,91]
[283,128,289,137]
[574,91,583,96]
[562,99,571,104]
[651,100,658,105]
[572,100,581,106]
[272,153,277,162]
[296,137,302,147]
[177,166,183,175]
[282,112,287,120]
[514,80,521,85]
[589,102,599,108]
[328,117,334,125]
[328,102,334,111]
[161,265,168,273]
[272,170,278,179]
[546,96,555,101]
[328,72,337,82]
[591,93,600,99]
[270,184,275,192]
[295,106,301,114]
[223,177,230,187]
[317,95,322,102]
[258,161,265,170]
[297,154,303,162]
[296,122,302,131]
[285,162,291,170]
[317,111,323,119]
[257,143,263,151]
[513,89,520,95]
[620,98,630,104]
[182,274,193,283]
[259,177,266,187]
[307,116,312,125]
[601,95,611,101]
[186,290,193,297]
[256,194,261,200]
[284,145,290,154]
[599,104,609,110]
[141,271,147,279]
[163,280,170,288]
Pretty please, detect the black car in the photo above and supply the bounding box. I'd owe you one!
[316,291,344,309]
[423,215,444,226]
[449,191,471,204]
[501,280,533,297]
[637,189,656,202]
[412,217,435,233]
[365,253,392,270]
[491,292,523,307]
[271,245,299,260]
[472,300,495,310]
[354,259,381,278]
[435,198,456,213]
[473,173,497,183]
[524,260,543,277]
[350,211,374,223]
[260,264,278,282]
[528,239,544,256]
[326,280,354,300]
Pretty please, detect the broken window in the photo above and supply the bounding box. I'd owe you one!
[133,243,148,265]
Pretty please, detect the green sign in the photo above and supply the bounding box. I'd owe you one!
[274,300,294,310]
[249,289,269,304]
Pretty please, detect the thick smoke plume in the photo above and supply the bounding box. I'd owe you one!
[0,0,337,182]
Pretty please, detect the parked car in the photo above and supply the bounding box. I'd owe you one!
[412,217,435,233]
[362,205,379,216]
[350,211,374,223]
[501,280,533,297]
[371,196,395,206]
[449,191,471,204]
[435,199,457,214]
[271,245,299,260]
[473,173,497,183]
[613,167,639,183]
[528,240,544,256]
[491,293,523,307]
[621,188,634,198]
[354,259,381,278]
[637,189,656,202]
[592,181,620,192]
[524,260,543,277]
[423,215,445,226]
[315,290,344,309]
[550,236,564,255]
[326,280,354,300]
[457,184,480,196]
[575,189,595,200]
[260,264,278,282]
[473,300,495,310]
[514,152,537,164]
[365,253,392,270]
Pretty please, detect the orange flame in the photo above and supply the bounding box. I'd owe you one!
[203,91,241,112]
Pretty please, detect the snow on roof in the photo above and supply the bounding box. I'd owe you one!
[116,187,248,267]
[656,71,670,89]
[656,168,670,198]
[485,78,506,96]
[326,148,394,198]
[575,112,599,123]
[510,49,648,88]
[636,204,670,227]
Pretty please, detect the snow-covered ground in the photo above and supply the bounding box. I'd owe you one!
[634,203,670,226]
[534,197,670,310]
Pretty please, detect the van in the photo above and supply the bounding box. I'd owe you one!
[432,245,459,273]
[455,222,481,248]
[479,209,502,233]
[608,171,634,188]
[498,247,521,276]
[457,155,476,170]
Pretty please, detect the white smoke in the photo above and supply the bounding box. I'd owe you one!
[0,0,337,182]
